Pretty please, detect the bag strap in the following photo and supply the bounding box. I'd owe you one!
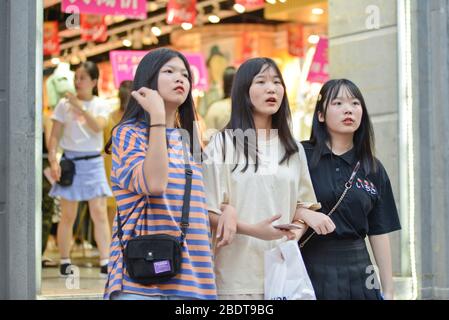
[116,134,192,246]
[299,161,361,248]
[180,139,192,244]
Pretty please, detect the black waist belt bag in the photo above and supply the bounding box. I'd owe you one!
[116,140,193,285]
[58,154,102,187]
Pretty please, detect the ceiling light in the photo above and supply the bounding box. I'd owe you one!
[266,0,276,4]
[122,38,132,47]
[181,22,193,30]
[233,4,246,13]
[312,8,324,15]
[208,14,220,23]
[151,26,162,36]
[308,35,320,44]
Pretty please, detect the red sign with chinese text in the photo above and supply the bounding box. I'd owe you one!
[43,21,60,56]
[166,0,197,25]
[81,14,108,42]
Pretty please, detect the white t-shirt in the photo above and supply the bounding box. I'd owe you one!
[52,96,110,152]
[203,132,321,296]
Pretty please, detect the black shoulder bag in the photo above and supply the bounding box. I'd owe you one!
[116,140,193,285]
[58,154,102,187]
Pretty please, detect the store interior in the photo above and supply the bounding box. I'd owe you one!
[40,0,329,299]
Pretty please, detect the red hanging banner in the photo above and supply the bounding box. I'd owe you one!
[166,0,197,25]
[288,24,305,57]
[241,32,257,62]
[80,14,108,43]
[43,21,60,56]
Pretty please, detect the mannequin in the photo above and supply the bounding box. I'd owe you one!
[46,62,76,108]
[198,45,228,117]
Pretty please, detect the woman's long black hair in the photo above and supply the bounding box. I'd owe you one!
[308,79,377,174]
[105,48,200,154]
[220,57,299,172]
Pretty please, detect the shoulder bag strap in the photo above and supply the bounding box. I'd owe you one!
[180,137,192,244]
[300,161,361,248]
[116,133,193,246]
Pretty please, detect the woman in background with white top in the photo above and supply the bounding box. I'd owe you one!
[48,61,112,277]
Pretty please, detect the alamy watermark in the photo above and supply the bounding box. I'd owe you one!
[365,5,381,30]
[365,264,381,290]
[168,124,281,176]
[65,265,80,290]
[65,5,80,30]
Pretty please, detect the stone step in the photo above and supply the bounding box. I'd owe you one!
[37,293,103,300]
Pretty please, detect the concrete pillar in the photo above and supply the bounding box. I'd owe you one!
[0,0,42,299]
[0,0,8,299]
[412,0,449,300]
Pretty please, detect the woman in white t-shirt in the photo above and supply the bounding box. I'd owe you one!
[203,58,335,299]
[48,61,112,277]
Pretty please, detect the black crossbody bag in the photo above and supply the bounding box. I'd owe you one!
[58,154,102,187]
[116,141,193,285]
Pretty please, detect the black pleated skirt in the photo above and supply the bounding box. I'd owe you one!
[300,237,383,300]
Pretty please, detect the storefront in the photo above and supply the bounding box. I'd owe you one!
[42,1,330,140]
[2,0,449,300]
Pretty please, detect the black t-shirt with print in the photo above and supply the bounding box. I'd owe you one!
[301,141,401,240]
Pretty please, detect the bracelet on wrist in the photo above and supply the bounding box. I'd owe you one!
[292,219,307,226]
[150,123,166,128]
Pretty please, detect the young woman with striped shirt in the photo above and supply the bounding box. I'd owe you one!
[104,48,217,300]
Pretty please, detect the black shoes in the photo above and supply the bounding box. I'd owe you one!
[59,263,75,277]
[100,264,108,278]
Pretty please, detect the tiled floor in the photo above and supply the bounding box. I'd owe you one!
[38,241,106,300]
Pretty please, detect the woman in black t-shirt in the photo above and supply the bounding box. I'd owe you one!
[297,79,401,300]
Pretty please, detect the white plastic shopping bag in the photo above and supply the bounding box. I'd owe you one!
[264,240,316,300]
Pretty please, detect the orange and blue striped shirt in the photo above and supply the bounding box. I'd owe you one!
[104,121,217,300]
